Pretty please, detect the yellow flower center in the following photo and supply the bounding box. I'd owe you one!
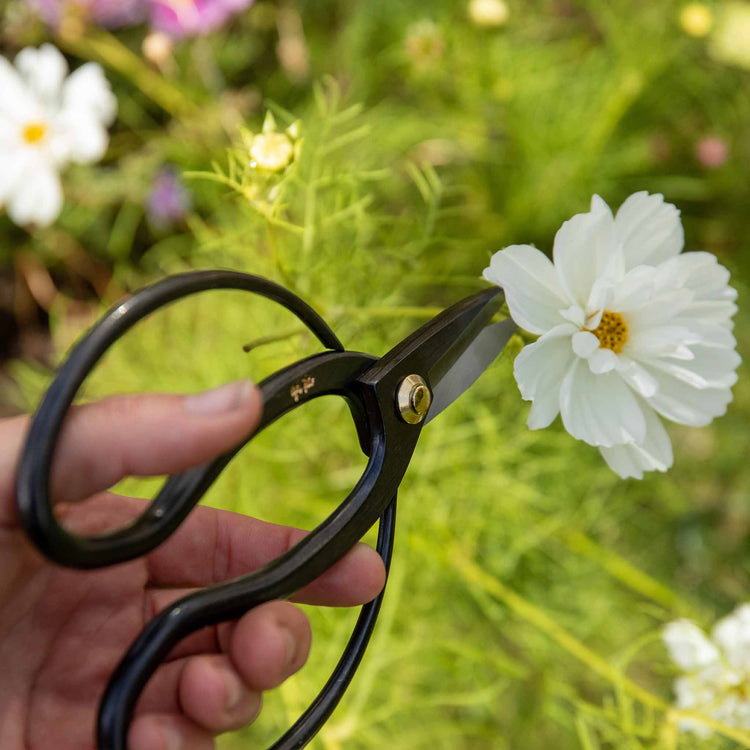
[23,122,48,145]
[249,132,294,172]
[590,310,628,354]
[730,681,750,700]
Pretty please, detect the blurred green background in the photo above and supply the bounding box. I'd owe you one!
[1,0,748,747]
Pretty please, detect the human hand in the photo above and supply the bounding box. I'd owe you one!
[0,380,386,750]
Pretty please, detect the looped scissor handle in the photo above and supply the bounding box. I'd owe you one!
[15,270,344,569]
[96,345,411,748]
[15,270,402,749]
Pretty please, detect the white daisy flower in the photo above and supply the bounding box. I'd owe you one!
[483,192,740,479]
[0,44,117,227]
[663,605,750,734]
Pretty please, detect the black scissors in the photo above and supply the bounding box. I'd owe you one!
[15,270,515,749]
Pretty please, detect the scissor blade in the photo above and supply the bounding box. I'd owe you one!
[425,318,516,424]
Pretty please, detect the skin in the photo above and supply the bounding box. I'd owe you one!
[0,382,386,749]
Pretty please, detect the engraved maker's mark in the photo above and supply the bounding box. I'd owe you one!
[290,376,316,402]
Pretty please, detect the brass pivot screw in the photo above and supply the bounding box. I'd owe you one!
[397,374,432,424]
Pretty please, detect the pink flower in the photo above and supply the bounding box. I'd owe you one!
[26,0,148,29]
[149,0,253,39]
[27,0,254,37]
[695,135,729,169]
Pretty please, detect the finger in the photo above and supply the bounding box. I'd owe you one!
[179,655,262,732]
[54,490,385,608]
[228,601,311,691]
[142,586,230,661]
[147,503,386,606]
[53,491,146,535]
[136,603,310,721]
[128,714,213,750]
[136,656,261,734]
[0,380,262,517]
[144,591,312,682]
[0,415,33,526]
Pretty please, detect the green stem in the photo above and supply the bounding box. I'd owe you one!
[559,529,701,619]
[59,28,197,118]
[241,326,307,352]
[340,306,444,319]
[443,543,750,747]
[264,222,297,292]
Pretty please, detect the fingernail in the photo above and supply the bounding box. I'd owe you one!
[222,667,244,711]
[280,626,297,671]
[162,726,182,750]
[184,380,254,415]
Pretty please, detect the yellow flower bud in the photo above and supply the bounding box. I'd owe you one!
[249,132,295,172]
[708,2,750,70]
[679,2,714,37]
[142,32,174,68]
[469,0,509,28]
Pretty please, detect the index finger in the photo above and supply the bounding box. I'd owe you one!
[146,500,386,607]
[0,381,261,527]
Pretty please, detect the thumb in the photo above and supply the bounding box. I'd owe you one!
[0,380,262,526]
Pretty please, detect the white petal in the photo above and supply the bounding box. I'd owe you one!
[0,119,16,147]
[644,365,733,426]
[674,676,702,709]
[614,355,658,397]
[627,326,698,360]
[673,676,716,736]
[559,305,586,326]
[513,324,577,430]
[42,125,73,167]
[712,604,750,672]
[599,403,672,478]
[624,288,693,331]
[680,300,738,326]
[56,108,109,163]
[665,251,737,302]
[588,348,619,374]
[599,443,645,479]
[483,244,571,335]
[676,321,737,350]
[590,193,613,216]
[585,275,615,319]
[663,319,737,354]
[610,265,659,311]
[615,192,684,269]
[712,692,750,729]
[647,345,740,390]
[0,148,29,205]
[0,57,41,123]
[559,358,647,447]
[552,204,620,307]
[663,620,720,671]
[7,157,63,226]
[62,62,117,126]
[14,44,68,108]
[572,330,599,358]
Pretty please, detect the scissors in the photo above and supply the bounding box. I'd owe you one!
[15,269,515,749]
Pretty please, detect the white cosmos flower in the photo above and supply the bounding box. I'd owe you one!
[0,44,117,227]
[483,192,740,479]
[663,605,750,734]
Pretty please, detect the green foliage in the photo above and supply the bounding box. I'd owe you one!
[3,0,749,747]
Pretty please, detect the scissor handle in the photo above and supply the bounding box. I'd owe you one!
[96,345,422,747]
[15,270,344,569]
[14,269,419,749]
[16,269,434,749]
[269,496,396,750]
